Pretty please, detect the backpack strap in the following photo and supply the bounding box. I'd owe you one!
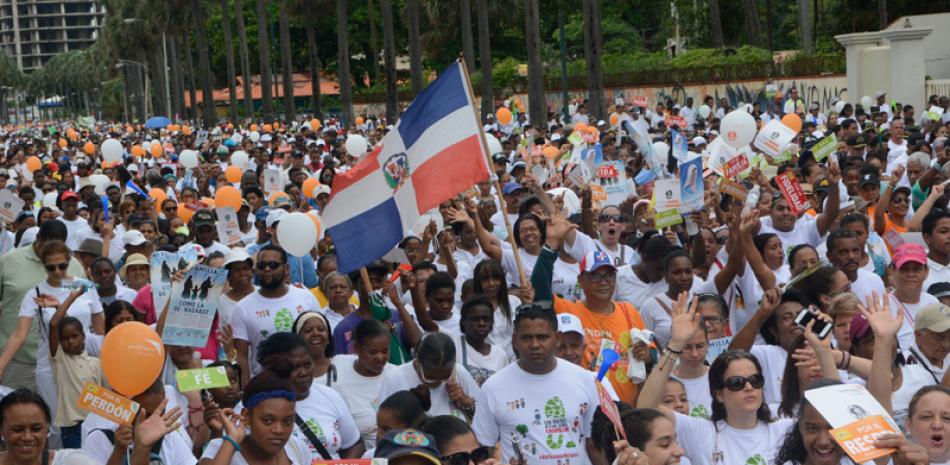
[295,414,333,460]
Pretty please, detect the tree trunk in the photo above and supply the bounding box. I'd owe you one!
[582,0,605,120]
[168,34,184,119]
[708,0,724,48]
[475,0,492,120]
[798,0,813,54]
[234,0,254,118]
[407,0,422,95]
[459,0,475,71]
[367,0,381,83]
[278,0,295,122]
[192,0,216,127]
[305,21,322,118]
[878,0,887,29]
[337,0,354,127]
[183,34,198,121]
[743,0,761,45]
[221,0,239,122]
[380,0,397,123]
[147,49,167,118]
[255,0,273,120]
[524,0,544,126]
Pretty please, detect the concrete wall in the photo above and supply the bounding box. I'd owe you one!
[885,13,950,80]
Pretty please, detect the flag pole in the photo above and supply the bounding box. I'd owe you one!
[457,56,528,289]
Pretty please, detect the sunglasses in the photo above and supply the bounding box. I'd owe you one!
[444,446,495,465]
[45,263,69,272]
[598,214,625,223]
[723,373,765,391]
[256,261,282,271]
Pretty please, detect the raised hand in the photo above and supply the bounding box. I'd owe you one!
[218,408,246,443]
[802,309,833,351]
[860,291,903,340]
[668,292,700,351]
[827,158,842,184]
[133,399,182,448]
[759,288,781,315]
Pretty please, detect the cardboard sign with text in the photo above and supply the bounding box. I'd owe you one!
[76,382,140,426]
[597,381,626,439]
[176,366,231,392]
[679,156,704,213]
[594,161,630,207]
[655,209,683,229]
[811,133,838,162]
[653,178,681,212]
[830,415,897,463]
[722,153,750,179]
[185,200,209,212]
[632,96,649,108]
[776,172,810,215]
[0,189,25,224]
[753,120,798,158]
[665,115,687,129]
[214,207,242,246]
[263,168,282,198]
[162,264,228,347]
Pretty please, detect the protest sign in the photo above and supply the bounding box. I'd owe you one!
[811,133,837,162]
[753,120,798,158]
[653,178,681,212]
[665,115,687,129]
[655,209,683,229]
[679,156,703,213]
[593,161,630,207]
[76,382,140,426]
[150,248,199,319]
[805,383,901,463]
[927,106,944,122]
[776,171,810,215]
[671,129,689,162]
[176,366,231,392]
[597,381,626,439]
[567,130,584,146]
[567,162,594,187]
[705,337,733,364]
[632,96,648,107]
[0,189,24,224]
[215,207,242,246]
[162,264,228,347]
[185,199,209,212]
[720,178,748,202]
[830,416,898,463]
[62,278,96,292]
[722,153,750,179]
[263,168,282,197]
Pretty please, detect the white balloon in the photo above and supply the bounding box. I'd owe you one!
[485,133,502,155]
[744,103,753,113]
[834,101,847,114]
[42,191,58,208]
[652,141,670,159]
[179,150,199,169]
[698,105,711,119]
[276,212,318,257]
[860,95,873,109]
[249,131,260,143]
[230,133,243,144]
[90,174,110,196]
[101,138,123,163]
[345,134,368,157]
[230,150,249,169]
[720,110,757,149]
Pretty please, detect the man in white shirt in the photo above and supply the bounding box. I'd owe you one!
[886,119,908,168]
[572,104,590,125]
[759,163,842,254]
[58,190,87,250]
[183,209,230,256]
[904,303,950,384]
[473,302,600,465]
[804,102,827,126]
[826,229,885,305]
[876,90,893,121]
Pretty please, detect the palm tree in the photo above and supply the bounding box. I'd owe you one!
[367,0,381,83]
[182,34,198,121]
[167,34,184,118]
[459,0,475,71]
[475,0,492,120]
[234,0,254,117]
[524,0,543,126]
[799,0,813,54]
[304,17,322,118]
[337,0,354,127]
[407,0,423,94]
[278,0,295,121]
[220,0,239,122]
[582,0,605,119]
[878,0,887,29]
[191,0,216,127]
[380,0,397,123]
[255,0,274,119]
[709,0,724,48]
[743,0,762,44]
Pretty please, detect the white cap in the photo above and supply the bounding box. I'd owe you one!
[596,120,607,127]
[20,227,38,248]
[266,209,288,228]
[313,185,331,197]
[550,133,562,142]
[874,90,886,99]
[224,247,251,267]
[691,136,707,146]
[123,230,147,247]
[557,313,584,336]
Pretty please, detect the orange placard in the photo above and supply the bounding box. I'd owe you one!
[76,382,141,426]
[830,415,897,463]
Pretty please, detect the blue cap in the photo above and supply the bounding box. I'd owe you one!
[254,206,271,224]
[502,181,524,196]
[580,250,616,274]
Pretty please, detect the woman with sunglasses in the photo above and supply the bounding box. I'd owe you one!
[563,204,638,268]
[875,165,911,254]
[422,416,495,465]
[0,240,103,425]
[639,293,793,465]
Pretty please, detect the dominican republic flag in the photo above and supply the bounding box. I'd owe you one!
[322,61,491,273]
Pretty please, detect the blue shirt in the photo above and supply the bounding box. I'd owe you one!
[247,241,319,289]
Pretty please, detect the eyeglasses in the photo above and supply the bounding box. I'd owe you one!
[256,261,283,271]
[585,271,616,283]
[723,373,765,391]
[45,263,69,272]
[892,196,909,205]
[598,214,625,223]
[444,446,495,465]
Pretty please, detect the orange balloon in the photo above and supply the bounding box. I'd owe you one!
[302,178,320,198]
[166,124,174,131]
[542,145,559,159]
[125,125,134,134]
[150,143,162,158]
[781,113,802,134]
[226,123,235,130]
[149,188,167,212]
[250,124,259,132]
[67,129,78,141]
[214,186,242,210]
[83,142,96,155]
[306,210,322,238]
[310,119,321,130]
[26,156,41,172]
[574,122,587,132]
[100,322,165,397]
[177,204,195,223]
[201,197,216,208]
[225,165,242,183]
[131,145,145,157]
[356,117,365,126]
[57,138,67,148]
[182,126,192,136]
[609,113,619,126]
[496,107,513,125]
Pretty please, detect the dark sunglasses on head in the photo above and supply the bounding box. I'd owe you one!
[444,446,495,465]
[45,263,69,272]
[723,373,765,391]
[598,214,625,223]
[256,261,282,271]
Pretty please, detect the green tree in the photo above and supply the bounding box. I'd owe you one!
[255,0,274,119]
[221,0,240,121]
[278,0,295,121]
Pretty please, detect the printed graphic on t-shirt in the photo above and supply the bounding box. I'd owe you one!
[689,404,709,419]
[744,454,766,465]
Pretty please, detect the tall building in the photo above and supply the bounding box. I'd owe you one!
[0,0,106,72]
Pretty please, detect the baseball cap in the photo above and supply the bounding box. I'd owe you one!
[313,185,331,197]
[192,209,215,227]
[874,90,886,99]
[849,312,871,342]
[914,303,950,332]
[266,208,288,228]
[224,248,252,267]
[271,194,292,209]
[579,250,616,274]
[188,243,208,259]
[502,181,524,196]
[123,230,147,247]
[557,313,584,336]
[858,173,879,188]
[847,134,867,148]
[690,136,707,146]
[928,282,950,299]
[60,190,79,202]
[374,429,441,465]
[893,244,927,269]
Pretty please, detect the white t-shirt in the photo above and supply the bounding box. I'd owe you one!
[904,341,947,384]
[61,216,88,250]
[378,362,480,419]
[675,414,794,465]
[614,265,667,306]
[923,258,950,292]
[759,215,823,253]
[75,228,124,263]
[50,449,98,465]
[454,248,488,273]
[672,372,713,419]
[97,285,138,307]
[455,335,510,386]
[183,240,230,257]
[488,295,522,359]
[891,293,939,351]
[565,231,637,268]
[749,344,788,405]
[501,243,580,300]
[19,281,102,376]
[216,290,258,327]
[295,382,362,459]
[851,269,887,306]
[201,436,311,465]
[473,360,600,465]
[230,287,322,376]
[330,354,395,448]
[893,364,937,428]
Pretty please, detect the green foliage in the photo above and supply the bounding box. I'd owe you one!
[669,46,772,68]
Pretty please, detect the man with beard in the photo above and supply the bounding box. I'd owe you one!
[825,229,885,305]
[230,244,321,386]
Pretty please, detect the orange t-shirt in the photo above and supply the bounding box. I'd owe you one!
[881,214,908,255]
[554,296,646,404]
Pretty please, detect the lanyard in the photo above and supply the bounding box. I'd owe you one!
[890,295,915,325]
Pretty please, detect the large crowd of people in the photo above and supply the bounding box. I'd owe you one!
[0,87,949,465]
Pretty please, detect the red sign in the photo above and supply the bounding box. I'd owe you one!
[722,154,750,179]
[596,163,619,179]
[776,171,810,215]
[185,200,209,211]
[632,96,649,107]
[665,115,687,129]
[597,381,626,439]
